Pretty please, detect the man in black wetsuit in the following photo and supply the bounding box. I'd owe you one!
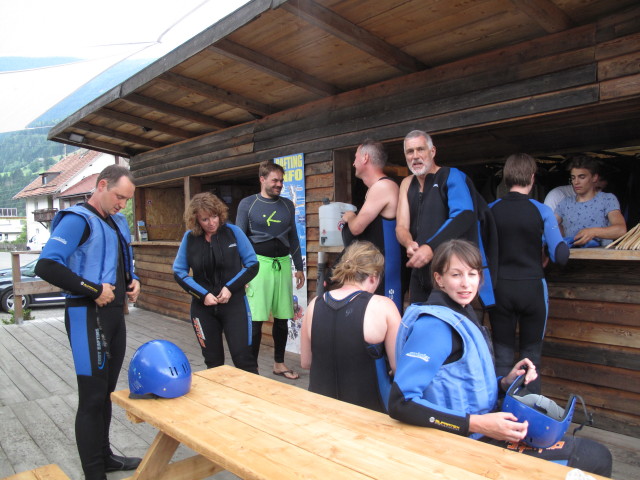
[340,139,403,312]
[35,165,141,480]
[396,130,497,305]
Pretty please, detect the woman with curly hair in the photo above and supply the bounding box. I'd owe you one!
[173,192,259,372]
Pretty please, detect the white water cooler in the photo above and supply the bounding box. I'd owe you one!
[319,202,357,246]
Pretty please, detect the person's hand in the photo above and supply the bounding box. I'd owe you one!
[341,211,356,223]
[573,228,597,246]
[203,293,218,306]
[96,283,115,307]
[126,279,140,303]
[295,271,305,289]
[405,241,420,259]
[406,244,433,269]
[216,287,231,304]
[501,358,537,391]
[470,412,529,442]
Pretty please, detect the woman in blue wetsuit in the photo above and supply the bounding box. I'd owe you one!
[389,239,611,476]
[300,241,401,413]
[173,192,259,373]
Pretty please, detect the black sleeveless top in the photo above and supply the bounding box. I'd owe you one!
[309,290,387,412]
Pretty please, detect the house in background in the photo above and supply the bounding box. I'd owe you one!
[13,149,126,247]
[0,209,26,245]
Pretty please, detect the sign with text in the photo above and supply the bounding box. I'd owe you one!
[273,153,306,354]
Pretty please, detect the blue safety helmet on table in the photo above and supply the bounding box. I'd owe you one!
[128,340,192,399]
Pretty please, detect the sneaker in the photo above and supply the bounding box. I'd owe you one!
[104,453,142,472]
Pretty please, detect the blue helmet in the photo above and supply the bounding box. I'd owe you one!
[502,374,577,448]
[128,340,192,399]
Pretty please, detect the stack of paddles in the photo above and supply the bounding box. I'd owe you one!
[606,223,640,250]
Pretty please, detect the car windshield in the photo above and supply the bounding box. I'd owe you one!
[21,260,37,277]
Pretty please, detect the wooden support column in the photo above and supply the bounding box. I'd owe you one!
[184,176,202,209]
[134,187,146,241]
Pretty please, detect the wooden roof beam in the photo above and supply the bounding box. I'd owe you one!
[209,39,340,97]
[281,0,426,74]
[510,0,575,33]
[74,122,166,149]
[99,108,197,139]
[158,72,275,118]
[51,132,135,157]
[124,93,231,129]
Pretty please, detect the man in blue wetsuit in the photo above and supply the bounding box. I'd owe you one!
[340,139,404,312]
[236,160,305,380]
[395,130,497,305]
[489,153,569,393]
[35,165,141,480]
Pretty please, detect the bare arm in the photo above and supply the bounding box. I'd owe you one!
[573,209,627,246]
[395,175,418,252]
[343,180,399,236]
[300,296,317,369]
[363,295,401,373]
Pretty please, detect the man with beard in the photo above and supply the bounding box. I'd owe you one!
[236,160,305,380]
[396,130,496,304]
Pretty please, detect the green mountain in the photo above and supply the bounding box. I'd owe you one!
[0,127,77,214]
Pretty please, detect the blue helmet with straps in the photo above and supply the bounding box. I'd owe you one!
[128,340,192,399]
[502,374,578,448]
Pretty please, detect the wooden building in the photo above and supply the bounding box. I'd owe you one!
[48,0,640,437]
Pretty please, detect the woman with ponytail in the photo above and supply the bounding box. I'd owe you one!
[300,241,401,413]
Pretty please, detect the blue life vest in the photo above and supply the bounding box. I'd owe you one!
[51,205,134,297]
[397,304,498,438]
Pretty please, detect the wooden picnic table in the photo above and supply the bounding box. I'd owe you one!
[111,365,606,480]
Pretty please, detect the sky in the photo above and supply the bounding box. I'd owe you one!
[0,0,251,133]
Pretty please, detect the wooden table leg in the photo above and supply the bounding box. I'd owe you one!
[123,431,223,480]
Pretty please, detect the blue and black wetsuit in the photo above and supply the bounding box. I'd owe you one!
[389,290,611,477]
[489,192,569,393]
[407,167,497,305]
[309,290,391,413]
[173,223,258,372]
[35,203,137,480]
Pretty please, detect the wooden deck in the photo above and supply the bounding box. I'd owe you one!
[0,307,637,480]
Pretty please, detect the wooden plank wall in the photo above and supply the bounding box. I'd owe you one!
[544,260,640,437]
[133,243,190,321]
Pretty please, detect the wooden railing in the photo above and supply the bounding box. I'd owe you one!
[11,251,60,325]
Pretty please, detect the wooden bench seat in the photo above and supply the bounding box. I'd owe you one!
[3,464,71,480]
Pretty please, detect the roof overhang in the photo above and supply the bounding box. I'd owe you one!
[48,0,640,163]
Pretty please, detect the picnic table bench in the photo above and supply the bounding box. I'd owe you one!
[111,365,606,480]
[3,464,70,480]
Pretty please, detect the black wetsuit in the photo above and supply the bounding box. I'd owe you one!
[309,290,391,413]
[489,192,569,393]
[342,178,404,312]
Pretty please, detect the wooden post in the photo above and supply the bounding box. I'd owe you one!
[11,252,23,325]
[183,176,202,209]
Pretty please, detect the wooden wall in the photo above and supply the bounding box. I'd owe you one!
[544,257,640,437]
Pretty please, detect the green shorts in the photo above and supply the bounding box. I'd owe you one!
[246,255,294,322]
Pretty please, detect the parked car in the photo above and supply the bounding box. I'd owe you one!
[0,260,65,312]
[26,234,48,251]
